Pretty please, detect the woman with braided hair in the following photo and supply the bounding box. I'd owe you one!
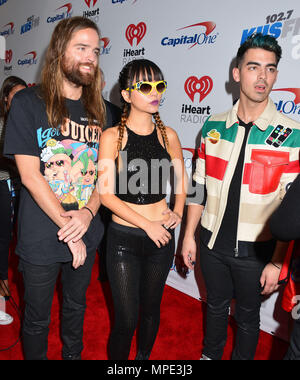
[98,59,186,360]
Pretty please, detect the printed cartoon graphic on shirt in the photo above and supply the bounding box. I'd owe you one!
[38,118,100,210]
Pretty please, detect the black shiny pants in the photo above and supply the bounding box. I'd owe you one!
[107,222,175,360]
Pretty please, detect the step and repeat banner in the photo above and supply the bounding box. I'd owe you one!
[1,0,300,342]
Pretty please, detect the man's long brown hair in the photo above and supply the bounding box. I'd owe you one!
[40,16,106,129]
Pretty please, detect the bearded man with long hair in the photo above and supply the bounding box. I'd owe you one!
[4,16,106,360]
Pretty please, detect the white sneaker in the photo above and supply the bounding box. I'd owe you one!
[0,310,13,325]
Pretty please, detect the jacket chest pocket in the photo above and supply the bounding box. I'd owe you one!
[249,149,289,195]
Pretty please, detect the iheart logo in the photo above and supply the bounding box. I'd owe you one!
[184,76,213,103]
[84,0,98,7]
[272,88,300,105]
[126,22,146,47]
[5,49,12,64]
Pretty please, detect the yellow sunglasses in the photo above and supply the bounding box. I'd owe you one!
[126,80,167,95]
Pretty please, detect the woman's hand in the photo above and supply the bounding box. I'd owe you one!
[162,208,182,230]
[144,220,172,248]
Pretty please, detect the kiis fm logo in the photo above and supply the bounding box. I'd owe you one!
[20,15,40,35]
[181,76,212,126]
[272,88,300,117]
[47,3,73,24]
[0,22,14,37]
[123,22,146,65]
[240,9,300,45]
[17,51,37,66]
[161,21,218,49]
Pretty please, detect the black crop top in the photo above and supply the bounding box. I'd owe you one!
[115,125,171,205]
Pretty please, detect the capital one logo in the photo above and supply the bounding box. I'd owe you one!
[272,88,300,116]
[126,22,146,46]
[0,22,14,37]
[184,76,213,102]
[57,3,72,14]
[84,0,98,6]
[0,36,5,59]
[47,3,72,24]
[18,51,37,66]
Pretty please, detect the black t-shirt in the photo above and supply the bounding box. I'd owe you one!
[212,119,252,255]
[4,86,104,265]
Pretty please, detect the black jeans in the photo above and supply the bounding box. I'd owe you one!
[19,249,96,360]
[0,180,18,280]
[107,222,175,360]
[200,241,270,360]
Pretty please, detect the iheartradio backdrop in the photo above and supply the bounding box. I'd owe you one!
[1,0,300,342]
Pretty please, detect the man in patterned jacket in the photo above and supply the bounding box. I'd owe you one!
[182,33,300,360]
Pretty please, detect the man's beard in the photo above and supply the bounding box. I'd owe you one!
[62,58,96,86]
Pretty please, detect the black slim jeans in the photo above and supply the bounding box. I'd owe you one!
[107,222,175,360]
[0,180,18,281]
[19,249,96,360]
[200,241,270,360]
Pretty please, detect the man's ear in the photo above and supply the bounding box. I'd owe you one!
[121,89,131,104]
[232,67,241,83]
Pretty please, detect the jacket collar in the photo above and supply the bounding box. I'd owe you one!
[226,97,278,131]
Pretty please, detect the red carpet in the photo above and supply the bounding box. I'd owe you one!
[0,252,289,360]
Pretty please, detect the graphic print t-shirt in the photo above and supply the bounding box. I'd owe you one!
[4,86,104,265]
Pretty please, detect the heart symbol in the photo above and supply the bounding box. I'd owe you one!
[5,50,12,64]
[84,0,98,8]
[125,22,147,47]
[184,76,213,102]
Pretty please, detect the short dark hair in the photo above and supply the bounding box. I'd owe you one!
[236,33,282,68]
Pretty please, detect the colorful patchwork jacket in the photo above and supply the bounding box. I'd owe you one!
[193,98,300,250]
